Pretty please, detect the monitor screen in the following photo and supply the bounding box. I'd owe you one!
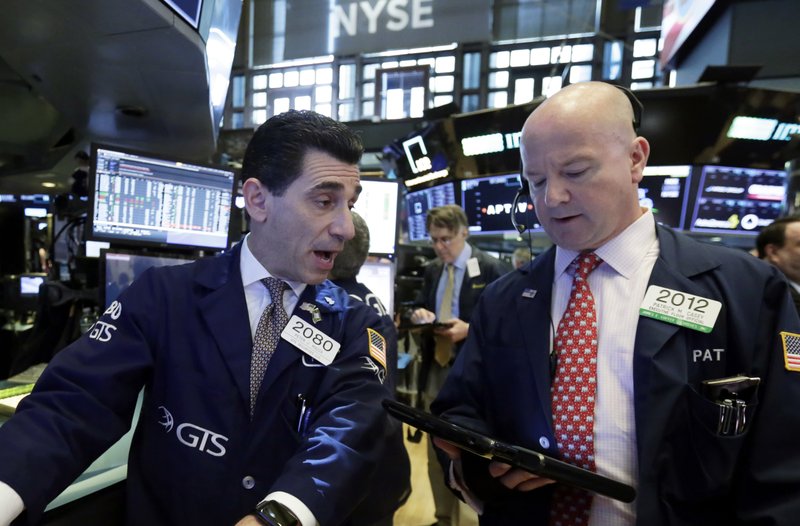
[687,164,786,235]
[461,173,539,235]
[405,182,457,242]
[660,0,717,68]
[88,144,236,251]
[355,260,395,317]
[19,274,45,296]
[101,250,195,308]
[638,165,693,230]
[351,179,400,256]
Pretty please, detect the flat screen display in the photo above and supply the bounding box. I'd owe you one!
[405,182,457,242]
[687,164,786,235]
[461,173,540,235]
[660,0,717,68]
[88,144,236,251]
[351,178,400,256]
[355,260,395,317]
[638,165,693,230]
[101,250,195,308]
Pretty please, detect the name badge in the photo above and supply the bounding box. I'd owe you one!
[466,257,480,278]
[281,315,341,366]
[639,285,721,333]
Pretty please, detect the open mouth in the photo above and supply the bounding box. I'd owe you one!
[314,251,334,262]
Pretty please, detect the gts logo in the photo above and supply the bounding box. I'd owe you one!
[158,406,229,457]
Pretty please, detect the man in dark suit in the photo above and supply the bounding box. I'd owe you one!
[409,204,510,526]
[431,82,800,525]
[757,215,800,312]
[0,110,402,526]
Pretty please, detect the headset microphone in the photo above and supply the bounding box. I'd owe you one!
[511,177,530,234]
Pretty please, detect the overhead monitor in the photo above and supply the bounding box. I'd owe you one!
[161,0,202,29]
[355,260,395,317]
[405,182,457,242]
[461,173,540,235]
[660,0,717,68]
[638,165,693,230]
[687,164,786,235]
[351,178,400,256]
[88,144,236,251]
[100,249,195,308]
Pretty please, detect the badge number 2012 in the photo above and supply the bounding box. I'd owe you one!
[639,285,722,333]
[282,315,341,365]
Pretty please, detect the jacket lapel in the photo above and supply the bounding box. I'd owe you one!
[518,248,558,432]
[196,244,254,411]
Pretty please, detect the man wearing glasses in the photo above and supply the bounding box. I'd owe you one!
[409,204,511,526]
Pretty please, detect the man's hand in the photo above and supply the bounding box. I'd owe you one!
[433,437,554,493]
[410,308,436,324]
[487,462,555,492]
[434,318,468,343]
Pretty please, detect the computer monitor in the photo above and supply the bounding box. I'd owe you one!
[461,173,540,235]
[87,144,236,251]
[100,249,195,308]
[355,260,395,317]
[351,178,400,256]
[638,165,693,230]
[405,182,457,242]
[687,164,786,235]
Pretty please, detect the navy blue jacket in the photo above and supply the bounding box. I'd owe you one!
[0,243,401,525]
[433,225,800,525]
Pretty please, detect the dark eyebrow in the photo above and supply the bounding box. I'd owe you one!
[311,181,362,196]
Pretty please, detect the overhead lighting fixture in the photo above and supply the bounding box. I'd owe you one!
[41,182,56,188]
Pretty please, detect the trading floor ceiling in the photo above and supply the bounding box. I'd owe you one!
[0,0,217,195]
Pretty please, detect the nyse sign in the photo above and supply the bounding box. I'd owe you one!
[284,0,492,60]
[332,0,434,38]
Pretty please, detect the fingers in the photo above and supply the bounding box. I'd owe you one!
[488,462,555,492]
[432,437,462,460]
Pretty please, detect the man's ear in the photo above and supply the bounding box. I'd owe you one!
[764,243,780,263]
[630,136,650,184]
[242,177,270,223]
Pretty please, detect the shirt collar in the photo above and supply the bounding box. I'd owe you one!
[450,242,473,270]
[555,209,657,280]
[240,233,306,298]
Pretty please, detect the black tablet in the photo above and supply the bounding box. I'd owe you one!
[383,399,636,503]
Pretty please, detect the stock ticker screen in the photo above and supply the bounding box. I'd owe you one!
[88,145,236,251]
[638,165,693,230]
[461,173,539,234]
[687,164,786,235]
[405,182,457,242]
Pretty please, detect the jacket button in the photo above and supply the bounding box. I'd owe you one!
[539,436,550,449]
[242,475,256,490]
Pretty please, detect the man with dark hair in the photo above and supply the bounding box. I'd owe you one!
[408,203,511,526]
[329,211,411,526]
[0,110,400,526]
[431,82,800,525]
[756,216,800,312]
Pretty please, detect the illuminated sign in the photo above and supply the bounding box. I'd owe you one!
[460,131,521,157]
[727,116,800,142]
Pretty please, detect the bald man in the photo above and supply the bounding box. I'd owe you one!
[431,82,800,525]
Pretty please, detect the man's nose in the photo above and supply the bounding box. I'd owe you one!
[332,208,355,241]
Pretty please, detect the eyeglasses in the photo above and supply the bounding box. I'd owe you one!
[429,236,454,246]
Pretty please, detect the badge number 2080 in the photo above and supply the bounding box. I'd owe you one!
[639,285,721,333]
[281,315,341,366]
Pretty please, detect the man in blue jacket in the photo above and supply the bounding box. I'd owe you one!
[431,81,800,525]
[0,110,404,526]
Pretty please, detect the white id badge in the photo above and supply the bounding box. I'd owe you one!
[639,285,721,333]
[281,315,341,365]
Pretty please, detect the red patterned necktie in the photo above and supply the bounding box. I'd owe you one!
[250,277,289,417]
[549,252,603,526]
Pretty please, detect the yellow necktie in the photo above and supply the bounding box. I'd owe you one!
[434,264,455,367]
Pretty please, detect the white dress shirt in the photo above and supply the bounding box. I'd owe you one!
[552,209,659,525]
[241,235,319,526]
